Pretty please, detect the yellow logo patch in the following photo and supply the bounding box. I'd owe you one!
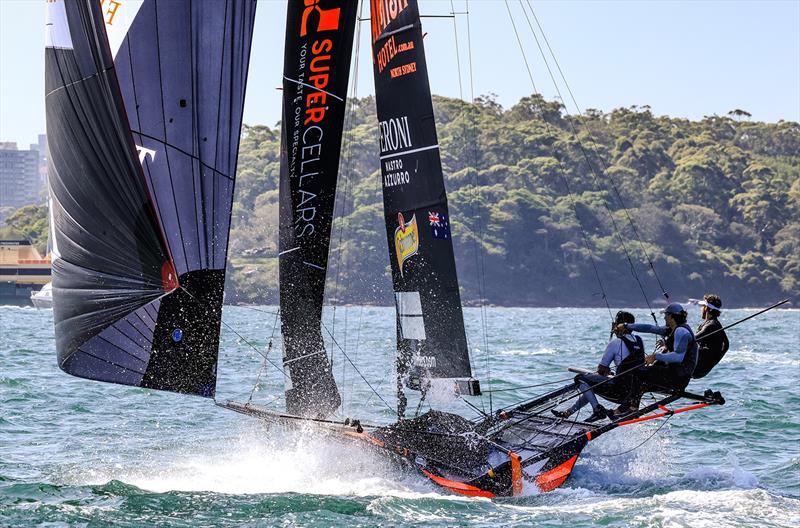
[394,212,419,276]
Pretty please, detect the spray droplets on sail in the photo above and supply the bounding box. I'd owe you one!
[369,0,478,414]
[278,0,359,418]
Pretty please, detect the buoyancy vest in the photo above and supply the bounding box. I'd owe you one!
[692,318,729,379]
[664,323,698,378]
[618,334,645,374]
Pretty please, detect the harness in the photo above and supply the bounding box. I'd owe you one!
[618,334,645,373]
[664,323,698,378]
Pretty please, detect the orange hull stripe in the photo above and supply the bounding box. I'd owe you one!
[617,403,710,427]
[421,470,495,498]
[535,455,578,492]
[510,452,523,496]
[342,431,386,448]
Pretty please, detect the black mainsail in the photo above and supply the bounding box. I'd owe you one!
[369,0,477,413]
[278,0,359,417]
[46,0,255,397]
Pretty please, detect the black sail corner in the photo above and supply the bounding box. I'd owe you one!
[370,0,478,397]
[279,0,359,418]
[46,0,255,398]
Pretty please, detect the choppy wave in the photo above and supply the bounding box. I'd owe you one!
[2,306,799,526]
[498,347,556,356]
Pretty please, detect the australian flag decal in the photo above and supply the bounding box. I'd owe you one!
[428,211,451,239]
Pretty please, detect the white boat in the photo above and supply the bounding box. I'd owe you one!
[31,282,53,309]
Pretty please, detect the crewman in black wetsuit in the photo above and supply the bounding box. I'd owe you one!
[692,294,729,379]
[552,311,645,422]
[614,303,698,416]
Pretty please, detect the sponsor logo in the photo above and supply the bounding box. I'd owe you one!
[371,0,410,43]
[412,355,436,368]
[375,35,415,73]
[428,211,451,240]
[383,157,410,188]
[99,0,122,25]
[300,0,341,37]
[289,0,347,238]
[379,116,412,154]
[135,145,156,164]
[394,212,418,276]
[100,0,145,58]
[389,61,417,79]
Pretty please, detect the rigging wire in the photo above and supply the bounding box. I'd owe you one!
[329,0,365,368]
[483,375,577,393]
[517,0,665,321]
[592,413,673,457]
[504,0,657,322]
[464,0,494,415]
[228,303,394,415]
[178,286,288,379]
[502,0,614,321]
[446,0,487,416]
[247,307,281,403]
[503,0,539,95]
[320,319,397,415]
[523,0,670,304]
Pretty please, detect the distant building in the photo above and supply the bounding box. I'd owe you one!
[0,142,42,210]
[29,134,49,192]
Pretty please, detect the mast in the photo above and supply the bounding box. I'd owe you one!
[278,0,359,418]
[369,0,479,417]
[46,0,255,397]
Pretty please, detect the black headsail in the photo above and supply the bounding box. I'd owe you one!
[46,0,255,397]
[279,0,359,418]
[369,0,478,416]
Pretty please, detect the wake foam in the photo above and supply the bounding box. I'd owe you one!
[66,421,444,498]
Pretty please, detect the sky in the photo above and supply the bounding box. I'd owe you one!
[1,0,799,148]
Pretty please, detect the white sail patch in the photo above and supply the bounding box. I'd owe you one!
[395,291,426,340]
[45,0,73,50]
[136,145,156,164]
[101,0,145,59]
[48,195,61,260]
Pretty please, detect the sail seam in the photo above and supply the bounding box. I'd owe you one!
[375,22,416,42]
[212,0,231,272]
[282,76,344,102]
[283,350,327,366]
[151,1,188,273]
[44,67,114,98]
[379,143,439,160]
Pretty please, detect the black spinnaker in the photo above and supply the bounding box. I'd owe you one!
[369,0,477,416]
[46,0,255,397]
[278,0,359,418]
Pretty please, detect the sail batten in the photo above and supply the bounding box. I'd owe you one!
[278,0,359,418]
[369,0,476,401]
[47,0,255,398]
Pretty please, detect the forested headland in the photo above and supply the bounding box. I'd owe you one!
[4,94,798,307]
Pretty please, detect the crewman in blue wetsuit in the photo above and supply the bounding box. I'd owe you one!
[615,302,698,415]
[552,311,645,423]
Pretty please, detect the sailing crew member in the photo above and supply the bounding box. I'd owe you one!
[552,311,645,423]
[616,302,698,408]
[692,294,729,378]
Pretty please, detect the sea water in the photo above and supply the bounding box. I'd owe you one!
[1,305,798,527]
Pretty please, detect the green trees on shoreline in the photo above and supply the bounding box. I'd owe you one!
[229,94,799,307]
[5,94,797,307]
